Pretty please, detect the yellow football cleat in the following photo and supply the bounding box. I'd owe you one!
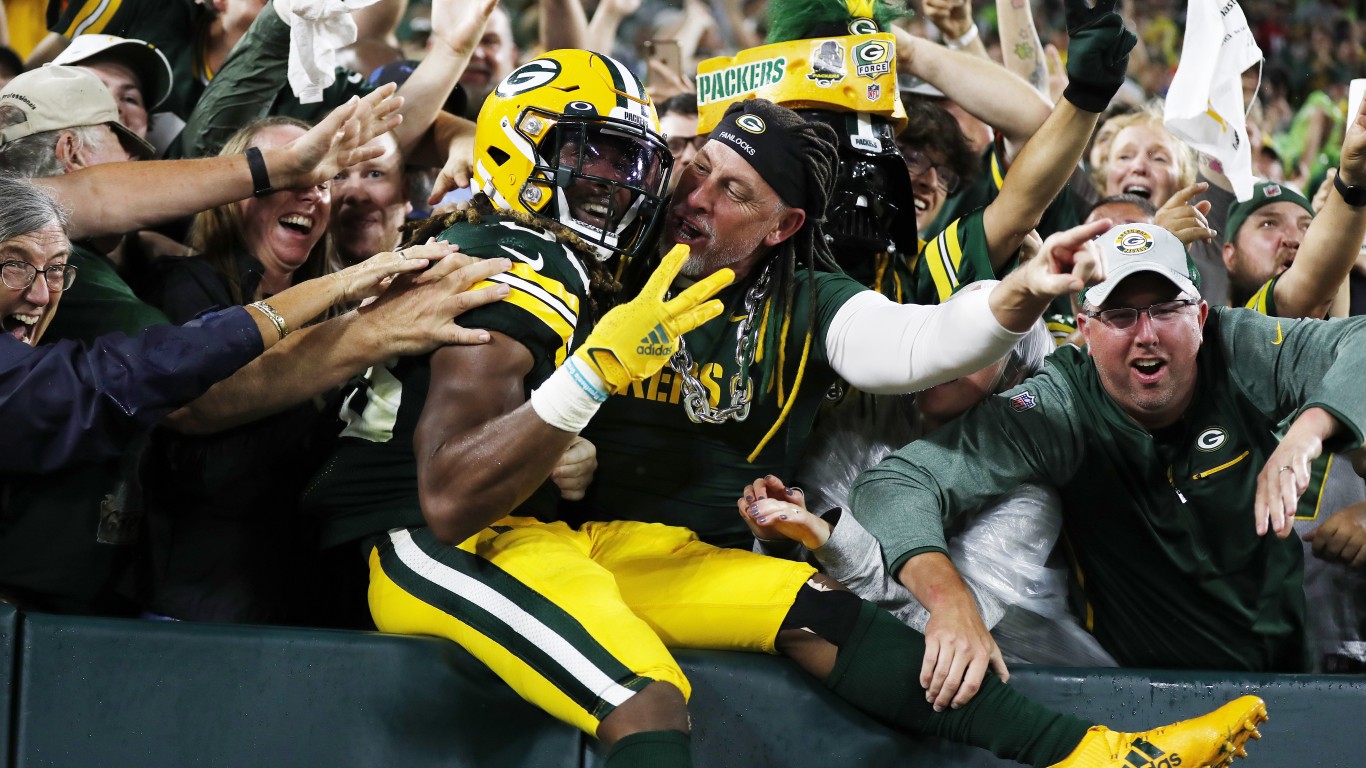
[1050,695,1268,768]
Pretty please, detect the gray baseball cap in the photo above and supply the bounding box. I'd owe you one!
[1083,223,1201,307]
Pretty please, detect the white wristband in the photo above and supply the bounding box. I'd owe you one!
[530,357,608,433]
[945,23,979,50]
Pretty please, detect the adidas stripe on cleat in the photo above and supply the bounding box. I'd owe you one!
[1049,695,1268,768]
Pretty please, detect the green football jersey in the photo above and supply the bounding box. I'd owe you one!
[854,307,1366,671]
[573,269,865,550]
[302,216,597,548]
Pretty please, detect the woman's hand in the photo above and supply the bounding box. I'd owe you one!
[735,475,832,550]
[337,239,474,304]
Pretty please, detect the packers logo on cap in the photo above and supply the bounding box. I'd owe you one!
[736,114,766,134]
[1115,227,1154,254]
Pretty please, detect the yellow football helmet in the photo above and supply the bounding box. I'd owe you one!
[472,49,673,261]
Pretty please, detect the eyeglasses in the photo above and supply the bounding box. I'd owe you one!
[1084,299,1197,330]
[666,135,706,155]
[898,147,960,194]
[0,260,78,292]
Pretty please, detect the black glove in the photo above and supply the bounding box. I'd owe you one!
[1061,0,1138,113]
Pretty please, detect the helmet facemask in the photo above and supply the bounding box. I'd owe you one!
[517,109,673,261]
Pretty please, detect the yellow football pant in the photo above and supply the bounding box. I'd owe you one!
[368,518,815,736]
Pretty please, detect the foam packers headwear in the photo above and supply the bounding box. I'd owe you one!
[709,100,812,210]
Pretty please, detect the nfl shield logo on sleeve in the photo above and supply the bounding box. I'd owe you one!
[1009,391,1037,412]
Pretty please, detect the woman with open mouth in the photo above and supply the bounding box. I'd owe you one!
[137,116,346,625]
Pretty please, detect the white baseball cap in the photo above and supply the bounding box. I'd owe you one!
[53,34,173,110]
[1084,223,1201,307]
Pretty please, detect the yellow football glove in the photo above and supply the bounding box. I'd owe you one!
[574,244,733,395]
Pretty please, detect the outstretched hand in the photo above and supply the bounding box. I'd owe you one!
[430,0,499,57]
[1155,182,1217,245]
[736,475,831,550]
[1060,0,1137,113]
[1254,407,1340,538]
[574,245,732,394]
[275,84,404,189]
[358,252,513,354]
[1338,94,1366,187]
[1019,218,1110,299]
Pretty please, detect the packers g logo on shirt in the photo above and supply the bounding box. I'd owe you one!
[736,114,766,134]
[496,60,561,97]
[1115,227,1155,255]
[1196,427,1227,452]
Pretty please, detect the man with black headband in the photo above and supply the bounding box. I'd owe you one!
[309,50,1268,768]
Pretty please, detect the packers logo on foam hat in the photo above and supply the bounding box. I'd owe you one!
[694,33,904,134]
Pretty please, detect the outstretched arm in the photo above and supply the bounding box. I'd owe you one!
[167,251,511,434]
[827,219,1108,393]
[1272,98,1366,319]
[37,86,402,240]
[892,26,1050,154]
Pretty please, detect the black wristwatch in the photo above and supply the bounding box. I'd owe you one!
[1333,171,1366,208]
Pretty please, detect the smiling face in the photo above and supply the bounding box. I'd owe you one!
[1079,273,1208,431]
[663,142,804,282]
[0,223,71,346]
[1104,123,1183,207]
[236,124,330,289]
[330,133,409,266]
[1223,200,1312,304]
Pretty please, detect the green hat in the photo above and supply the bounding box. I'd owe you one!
[1223,181,1313,245]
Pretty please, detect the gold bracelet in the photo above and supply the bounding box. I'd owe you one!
[248,300,289,340]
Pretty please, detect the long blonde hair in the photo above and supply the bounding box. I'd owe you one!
[188,116,330,305]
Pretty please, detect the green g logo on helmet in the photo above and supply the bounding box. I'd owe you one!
[496,60,561,97]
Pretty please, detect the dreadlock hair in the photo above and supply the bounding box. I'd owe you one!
[400,193,621,322]
[765,0,911,44]
[730,100,842,461]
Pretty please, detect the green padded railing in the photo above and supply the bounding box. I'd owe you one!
[7,611,1366,768]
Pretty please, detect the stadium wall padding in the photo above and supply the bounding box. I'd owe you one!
[3,611,1364,767]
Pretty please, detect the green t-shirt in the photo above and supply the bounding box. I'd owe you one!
[45,245,169,344]
[302,216,597,548]
[573,269,865,549]
[854,307,1366,671]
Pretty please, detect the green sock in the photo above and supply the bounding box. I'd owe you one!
[825,602,1091,767]
[602,730,692,768]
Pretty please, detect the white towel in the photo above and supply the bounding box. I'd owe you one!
[1164,0,1264,201]
[277,0,380,104]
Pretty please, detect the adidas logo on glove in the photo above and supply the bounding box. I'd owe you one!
[636,324,673,356]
